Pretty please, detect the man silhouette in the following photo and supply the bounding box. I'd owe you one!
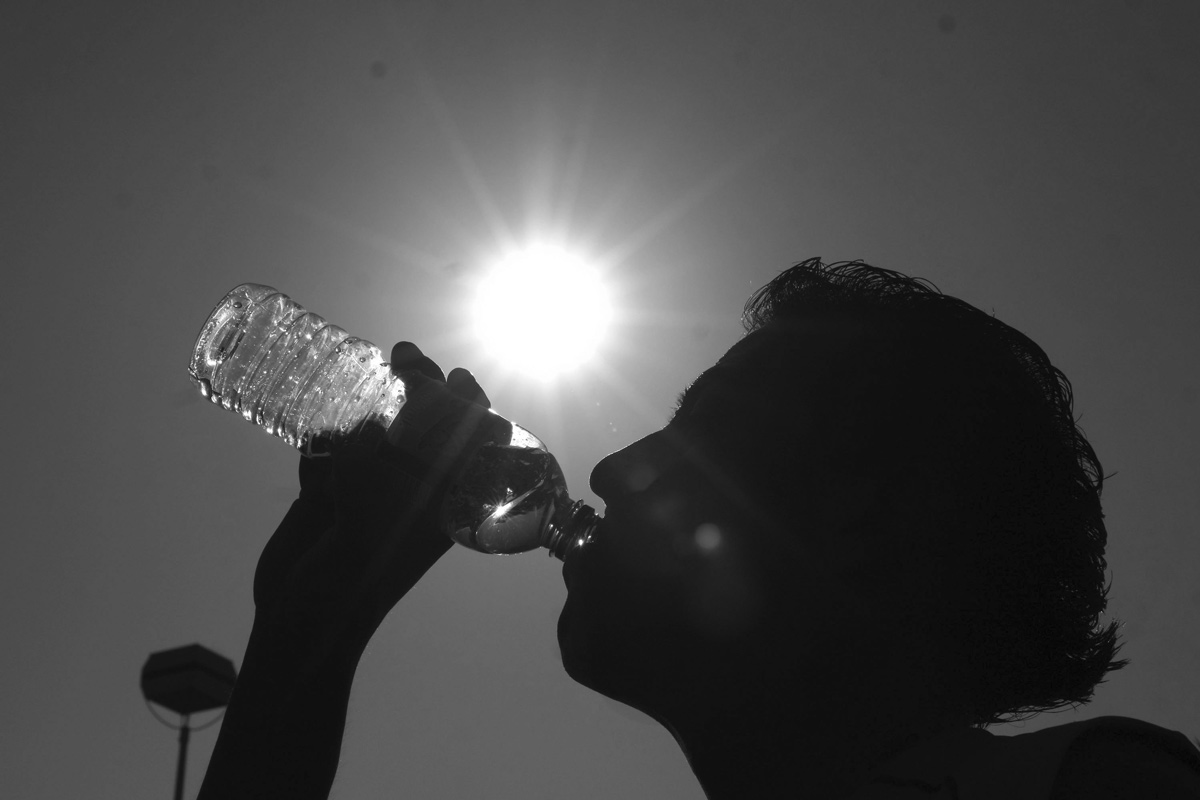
[198,259,1200,799]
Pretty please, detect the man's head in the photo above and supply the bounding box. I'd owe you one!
[558,258,1127,734]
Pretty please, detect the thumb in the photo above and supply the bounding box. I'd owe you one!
[446,367,491,409]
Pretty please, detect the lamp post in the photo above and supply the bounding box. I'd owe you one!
[141,644,237,800]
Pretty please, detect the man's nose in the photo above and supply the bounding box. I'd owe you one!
[590,432,677,502]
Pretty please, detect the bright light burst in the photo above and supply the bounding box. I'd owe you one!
[471,243,612,379]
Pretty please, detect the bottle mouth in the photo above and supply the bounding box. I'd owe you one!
[545,500,601,563]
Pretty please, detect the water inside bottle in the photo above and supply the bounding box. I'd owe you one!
[444,444,570,554]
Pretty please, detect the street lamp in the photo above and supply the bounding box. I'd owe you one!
[141,644,237,800]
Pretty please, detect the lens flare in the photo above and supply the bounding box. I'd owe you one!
[694,523,722,553]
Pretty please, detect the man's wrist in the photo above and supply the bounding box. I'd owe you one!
[198,616,365,800]
[240,608,370,698]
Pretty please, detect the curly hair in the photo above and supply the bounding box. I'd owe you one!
[742,257,1128,727]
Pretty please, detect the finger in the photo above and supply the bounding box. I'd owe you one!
[390,341,446,383]
[446,367,491,409]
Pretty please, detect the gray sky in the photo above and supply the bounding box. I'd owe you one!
[4,1,1200,798]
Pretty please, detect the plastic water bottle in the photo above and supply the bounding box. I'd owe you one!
[188,283,599,560]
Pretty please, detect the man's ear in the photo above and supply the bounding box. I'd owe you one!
[818,468,957,605]
[811,469,887,540]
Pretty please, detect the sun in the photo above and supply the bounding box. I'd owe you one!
[471,243,612,380]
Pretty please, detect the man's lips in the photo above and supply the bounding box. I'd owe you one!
[562,559,574,592]
[561,534,584,592]
[561,515,603,592]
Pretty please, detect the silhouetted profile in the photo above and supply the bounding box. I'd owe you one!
[198,259,1200,799]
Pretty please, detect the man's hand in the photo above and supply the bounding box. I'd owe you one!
[251,341,494,648]
[198,342,492,800]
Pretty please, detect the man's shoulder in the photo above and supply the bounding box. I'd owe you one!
[1046,716,1200,799]
[858,716,1200,799]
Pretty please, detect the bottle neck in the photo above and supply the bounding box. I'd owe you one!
[543,500,600,563]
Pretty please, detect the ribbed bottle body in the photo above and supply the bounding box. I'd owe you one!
[189,284,405,455]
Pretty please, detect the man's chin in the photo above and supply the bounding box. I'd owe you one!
[556,598,594,689]
[557,597,632,702]
[557,600,650,714]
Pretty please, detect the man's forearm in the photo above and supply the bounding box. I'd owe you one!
[198,616,367,800]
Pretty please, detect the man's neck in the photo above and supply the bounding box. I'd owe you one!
[666,659,973,800]
[678,708,969,799]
